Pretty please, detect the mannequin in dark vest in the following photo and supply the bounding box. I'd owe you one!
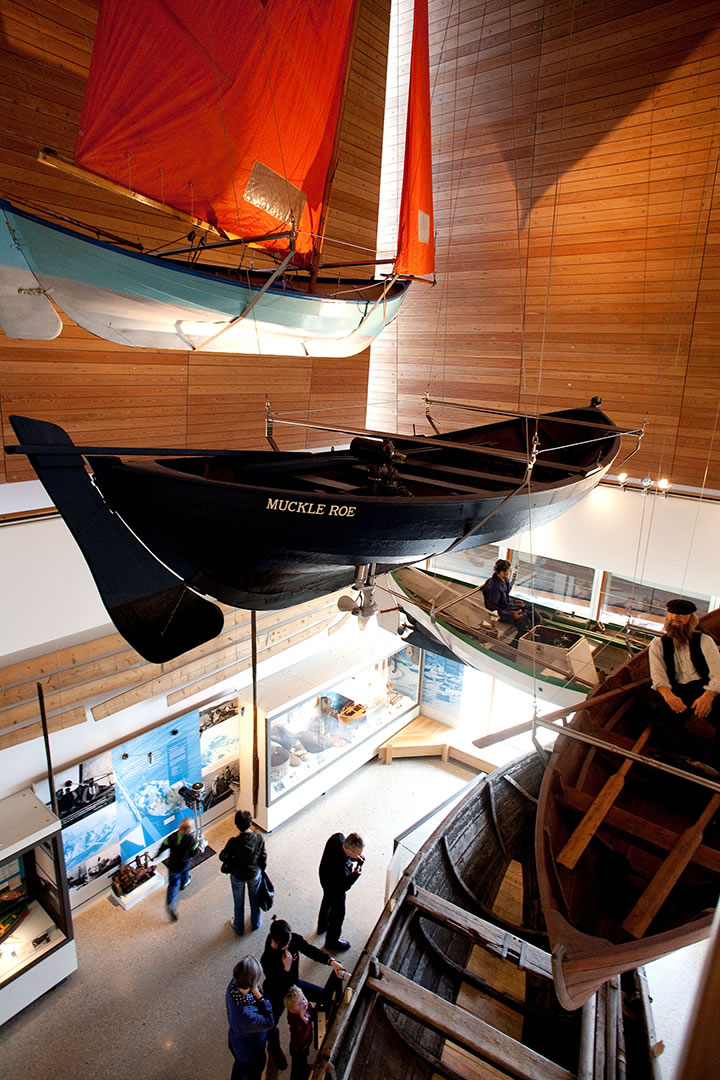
[648,597,720,765]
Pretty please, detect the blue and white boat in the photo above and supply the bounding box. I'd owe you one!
[0,198,410,357]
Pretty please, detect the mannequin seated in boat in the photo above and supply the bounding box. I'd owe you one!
[647,597,720,766]
[481,559,543,646]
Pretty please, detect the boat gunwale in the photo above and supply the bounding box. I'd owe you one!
[0,197,410,305]
[95,454,610,506]
[535,607,720,1009]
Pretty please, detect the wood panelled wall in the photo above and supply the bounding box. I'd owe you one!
[371,0,720,492]
[0,0,392,485]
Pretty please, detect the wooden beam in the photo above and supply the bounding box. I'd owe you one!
[473,721,533,749]
[622,794,720,938]
[555,784,720,874]
[37,149,237,239]
[536,677,650,728]
[408,886,552,980]
[0,706,86,750]
[557,724,652,869]
[366,964,572,1080]
[94,611,336,720]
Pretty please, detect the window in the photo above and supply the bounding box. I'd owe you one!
[601,576,709,627]
[512,553,594,613]
[431,544,500,585]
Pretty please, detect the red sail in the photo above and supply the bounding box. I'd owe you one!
[75,0,355,266]
[394,0,434,278]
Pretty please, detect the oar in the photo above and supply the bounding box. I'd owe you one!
[539,677,651,728]
[557,725,652,870]
[622,792,720,939]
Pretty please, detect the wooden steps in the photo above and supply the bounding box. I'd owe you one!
[377,715,489,771]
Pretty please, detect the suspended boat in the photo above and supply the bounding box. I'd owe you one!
[6,401,622,663]
[535,606,720,1011]
[312,753,660,1080]
[380,566,656,708]
[0,0,434,357]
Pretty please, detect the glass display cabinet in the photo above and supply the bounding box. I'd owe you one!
[238,635,422,831]
[267,646,421,804]
[0,789,77,1025]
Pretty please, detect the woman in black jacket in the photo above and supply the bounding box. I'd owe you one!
[219,810,267,935]
[261,917,345,1069]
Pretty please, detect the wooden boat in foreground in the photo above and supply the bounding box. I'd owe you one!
[312,753,660,1079]
[7,403,621,663]
[536,607,720,1011]
[382,566,656,707]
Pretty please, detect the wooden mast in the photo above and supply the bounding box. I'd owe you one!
[37,149,237,239]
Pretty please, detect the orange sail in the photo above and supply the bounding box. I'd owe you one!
[74,0,355,266]
[394,0,435,278]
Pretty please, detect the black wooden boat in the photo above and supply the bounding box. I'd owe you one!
[7,403,620,663]
[312,753,660,1080]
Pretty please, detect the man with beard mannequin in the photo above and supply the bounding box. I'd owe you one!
[647,597,720,766]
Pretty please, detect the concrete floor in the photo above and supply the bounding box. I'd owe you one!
[0,757,476,1080]
[0,754,704,1079]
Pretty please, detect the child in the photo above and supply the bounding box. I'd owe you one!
[284,985,314,1080]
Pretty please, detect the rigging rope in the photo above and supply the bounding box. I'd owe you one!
[619,71,720,618]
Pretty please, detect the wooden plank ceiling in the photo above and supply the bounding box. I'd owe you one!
[0,0,391,483]
[372,0,720,492]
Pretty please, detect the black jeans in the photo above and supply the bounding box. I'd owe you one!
[318,886,346,944]
[648,681,720,764]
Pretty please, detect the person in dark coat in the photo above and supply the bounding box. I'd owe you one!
[648,597,720,766]
[482,558,541,642]
[226,954,275,1080]
[155,816,198,922]
[219,810,267,934]
[261,917,346,1070]
[316,831,364,951]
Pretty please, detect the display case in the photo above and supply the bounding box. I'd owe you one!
[238,631,422,831]
[0,789,77,1025]
[268,647,421,803]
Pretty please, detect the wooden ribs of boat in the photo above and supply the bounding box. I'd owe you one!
[536,607,720,1012]
[312,754,659,1079]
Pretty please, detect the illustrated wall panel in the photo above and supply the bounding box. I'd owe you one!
[35,709,210,908]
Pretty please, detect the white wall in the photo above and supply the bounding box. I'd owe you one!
[505,485,720,599]
[2,484,718,800]
[1,517,111,658]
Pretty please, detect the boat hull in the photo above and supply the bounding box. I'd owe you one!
[8,406,620,660]
[384,568,654,708]
[313,753,659,1079]
[536,607,720,1010]
[0,199,409,357]
[89,452,609,611]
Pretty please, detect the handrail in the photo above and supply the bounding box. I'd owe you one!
[392,772,483,854]
[533,715,720,794]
